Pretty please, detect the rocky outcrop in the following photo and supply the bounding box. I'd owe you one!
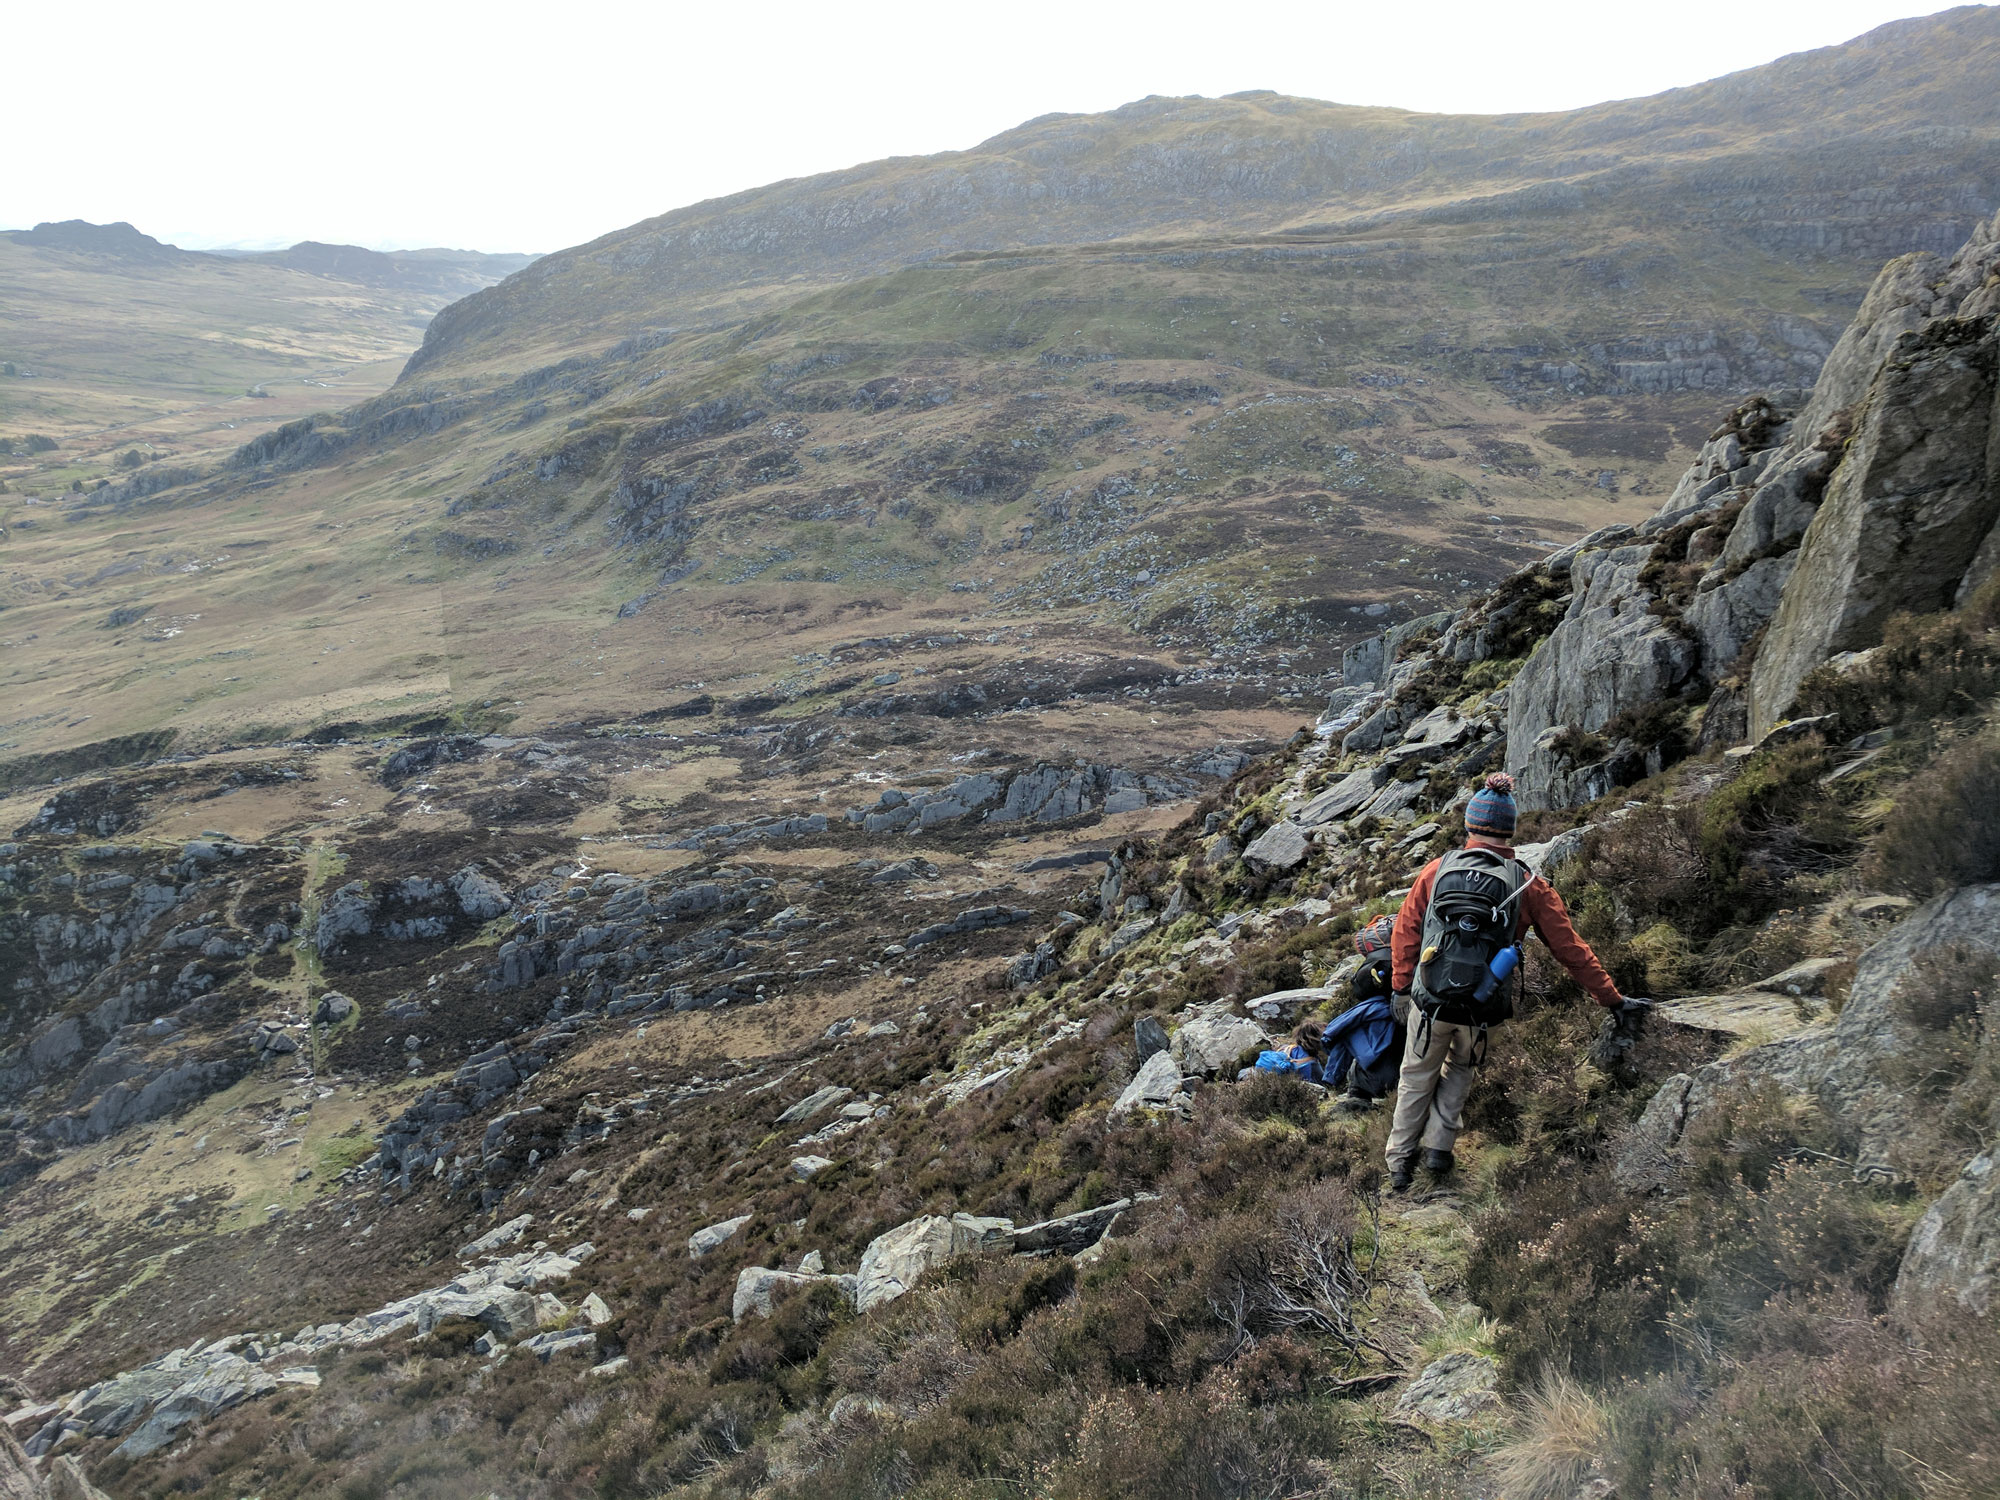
[1507,542,1699,808]
[1750,315,2000,735]
[1,1429,111,1500]
[1505,209,2000,805]
[1392,1352,1499,1422]
[1895,1152,2000,1317]
[688,1214,752,1258]
[1111,1050,1185,1116]
[1615,885,2000,1193]
[1170,1006,1270,1077]
[1815,884,2000,1171]
[19,1241,606,1463]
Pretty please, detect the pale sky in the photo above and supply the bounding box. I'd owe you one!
[6,0,1975,256]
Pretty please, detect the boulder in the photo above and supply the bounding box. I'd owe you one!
[1895,1152,2000,1317]
[791,1154,835,1181]
[1244,987,1334,1024]
[854,1213,1015,1312]
[312,991,354,1024]
[1132,1015,1169,1062]
[1242,820,1310,871]
[582,1293,614,1325]
[1750,318,2000,738]
[451,865,511,921]
[732,1266,834,1320]
[1295,765,1390,825]
[1012,1199,1132,1255]
[1111,1050,1184,1117]
[518,1329,597,1362]
[688,1213,752,1259]
[1171,1007,1268,1077]
[776,1085,853,1126]
[1392,1352,1499,1423]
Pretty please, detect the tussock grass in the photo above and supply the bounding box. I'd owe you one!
[1487,1374,1611,1500]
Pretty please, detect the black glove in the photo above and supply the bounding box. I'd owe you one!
[1616,996,1654,1016]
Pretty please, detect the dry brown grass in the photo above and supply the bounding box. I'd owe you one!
[1487,1372,1612,1500]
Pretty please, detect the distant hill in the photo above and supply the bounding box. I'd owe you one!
[2,219,196,262]
[409,4,2000,380]
[0,223,535,467]
[238,241,539,299]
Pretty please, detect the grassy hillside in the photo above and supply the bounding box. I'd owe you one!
[406,5,2000,381]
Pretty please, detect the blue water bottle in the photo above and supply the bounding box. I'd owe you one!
[1471,945,1520,1006]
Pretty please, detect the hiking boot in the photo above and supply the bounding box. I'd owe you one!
[1421,1148,1455,1177]
[1388,1162,1415,1192]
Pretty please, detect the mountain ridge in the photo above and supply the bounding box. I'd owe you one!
[406,5,2000,380]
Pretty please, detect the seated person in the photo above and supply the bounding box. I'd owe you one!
[1251,915,1405,1104]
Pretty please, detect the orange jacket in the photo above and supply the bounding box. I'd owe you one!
[1391,837,1623,1008]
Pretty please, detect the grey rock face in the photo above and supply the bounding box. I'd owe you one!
[904,904,1031,949]
[1687,554,1797,676]
[114,1358,277,1458]
[1341,611,1456,688]
[1296,765,1391,826]
[1243,820,1311,870]
[1132,1015,1169,1062]
[1012,1199,1131,1255]
[1244,987,1334,1024]
[1170,1007,1268,1077]
[1507,543,1698,809]
[776,1085,853,1126]
[313,882,374,950]
[1816,884,2000,1172]
[451,865,510,921]
[1716,443,1835,569]
[1895,1152,2000,1316]
[1615,885,2000,1192]
[1751,319,1999,737]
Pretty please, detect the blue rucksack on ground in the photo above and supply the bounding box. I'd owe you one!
[1254,1046,1324,1082]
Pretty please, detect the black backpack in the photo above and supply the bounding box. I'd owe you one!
[1411,847,1527,1029]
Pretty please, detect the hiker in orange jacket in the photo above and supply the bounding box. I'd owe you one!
[1384,773,1628,1190]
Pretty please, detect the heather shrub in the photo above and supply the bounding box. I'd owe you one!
[1866,733,2000,896]
[1792,576,2000,735]
[1882,943,2000,1186]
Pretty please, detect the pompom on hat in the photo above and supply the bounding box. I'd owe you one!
[1465,772,1518,839]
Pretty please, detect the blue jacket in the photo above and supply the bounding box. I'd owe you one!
[1320,994,1401,1091]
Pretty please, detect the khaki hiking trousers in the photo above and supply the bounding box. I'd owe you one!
[1385,1014,1480,1167]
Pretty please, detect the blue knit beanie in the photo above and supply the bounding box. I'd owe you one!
[1465,772,1518,839]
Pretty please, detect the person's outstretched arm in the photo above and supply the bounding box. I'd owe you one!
[1522,879,1623,1008]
